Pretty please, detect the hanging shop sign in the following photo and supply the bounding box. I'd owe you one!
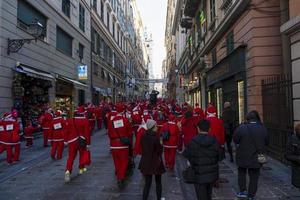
[78,65,88,80]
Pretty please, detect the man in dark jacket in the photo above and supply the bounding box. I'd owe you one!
[221,102,236,162]
[183,119,222,200]
[233,110,269,200]
[285,123,300,188]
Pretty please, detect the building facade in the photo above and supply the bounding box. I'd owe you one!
[0,0,91,118]
[169,0,284,122]
[281,0,300,125]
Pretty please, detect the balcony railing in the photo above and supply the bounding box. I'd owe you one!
[221,0,234,14]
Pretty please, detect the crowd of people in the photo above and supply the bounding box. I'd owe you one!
[0,98,300,200]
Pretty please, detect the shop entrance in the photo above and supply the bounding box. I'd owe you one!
[56,80,73,117]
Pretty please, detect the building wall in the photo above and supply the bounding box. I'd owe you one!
[0,0,92,113]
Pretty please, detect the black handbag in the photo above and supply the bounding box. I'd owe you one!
[113,121,131,146]
[182,165,196,184]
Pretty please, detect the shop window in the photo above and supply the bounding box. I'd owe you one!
[238,81,245,124]
[17,0,47,38]
[56,26,73,56]
[62,0,70,18]
[79,4,85,32]
[79,43,84,62]
[212,48,217,66]
[216,88,223,117]
[226,31,234,55]
[78,89,85,106]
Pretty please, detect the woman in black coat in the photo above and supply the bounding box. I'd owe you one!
[139,119,165,200]
[285,123,300,188]
[233,110,269,200]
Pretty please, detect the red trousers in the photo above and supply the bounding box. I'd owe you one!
[164,148,177,170]
[65,142,89,172]
[0,144,12,163]
[97,119,102,129]
[11,144,20,162]
[51,141,64,159]
[43,129,51,146]
[111,148,129,181]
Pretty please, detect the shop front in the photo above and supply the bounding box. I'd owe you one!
[12,65,54,124]
[206,46,246,123]
[55,76,87,117]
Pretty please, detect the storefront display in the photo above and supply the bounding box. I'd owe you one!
[55,79,74,117]
[12,71,52,124]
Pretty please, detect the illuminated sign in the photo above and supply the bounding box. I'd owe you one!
[78,65,88,80]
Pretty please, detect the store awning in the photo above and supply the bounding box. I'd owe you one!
[13,65,54,81]
[57,75,87,89]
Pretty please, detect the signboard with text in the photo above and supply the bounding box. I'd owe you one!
[78,65,88,80]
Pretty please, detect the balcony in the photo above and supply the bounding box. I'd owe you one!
[183,0,201,17]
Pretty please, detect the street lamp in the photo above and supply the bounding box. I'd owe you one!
[7,21,44,55]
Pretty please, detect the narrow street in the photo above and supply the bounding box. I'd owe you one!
[0,129,299,200]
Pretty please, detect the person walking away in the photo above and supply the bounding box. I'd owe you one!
[24,119,39,148]
[3,111,21,163]
[39,108,53,147]
[108,103,133,188]
[161,114,180,172]
[233,110,269,200]
[183,119,222,200]
[193,103,205,123]
[74,106,91,174]
[221,102,236,162]
[285,123,300,188]
[139,119,165,200]
[49,111,67,160]
[181,107,198,147]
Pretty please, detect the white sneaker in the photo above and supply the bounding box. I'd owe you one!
[64,171,71,183]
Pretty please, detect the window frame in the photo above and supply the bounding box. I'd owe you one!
[56,26,73,57]
[79,3,85,32]
[62,0,71,18]
[79,43,84,62]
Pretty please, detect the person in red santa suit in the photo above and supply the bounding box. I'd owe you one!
[107,103,133,188]
[24,119,40,148]
[206,106,225,149]
[63,111,90,182]
[49,111,67,160]
[193,103,205,122]
[2,111,21,163]
[133,121,147,156]
[142,108,152,124]
[39,109,53,147]
[161,114,180,172]
[0,114,13,164]
[181,107,199,147]
[131,106,142,136]
[87,104,96,133]
[94,105,103,130]
[174,106,184,152]
[73,106,91,174]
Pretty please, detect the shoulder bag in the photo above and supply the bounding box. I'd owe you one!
[112,121,131,146]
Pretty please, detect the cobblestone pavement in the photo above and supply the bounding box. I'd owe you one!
[0,129,183,200]
[176,151,300,200]
[1,129,300,200]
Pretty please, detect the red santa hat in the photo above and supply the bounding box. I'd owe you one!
[206,106,217,117]
[169,114,176,121]
[55,110,62,117]
[115,103,125,113]
[76,106,86,114]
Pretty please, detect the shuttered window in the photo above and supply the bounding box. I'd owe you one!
[56,26,73,56]
[79,4,85,32]
[17,0,47,38]
[62,0,70,18]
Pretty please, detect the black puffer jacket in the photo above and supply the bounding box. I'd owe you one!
[285,134,300,188]
[183,134,222,184]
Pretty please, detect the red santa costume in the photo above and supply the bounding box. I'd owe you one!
[94,105,103,130]
[39,109,53,147]
[142,109,152,123]
[24,120,39,147]
[193,103,205,123]
[131,107,142,136]
[2,112,21,163]
[0,115,13,164]
[181,110,199,146]
[133,122,146,156]
[206,107,225,147]
[107,103,133,187]
[161,114,180,170]
[49,111,66,160]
